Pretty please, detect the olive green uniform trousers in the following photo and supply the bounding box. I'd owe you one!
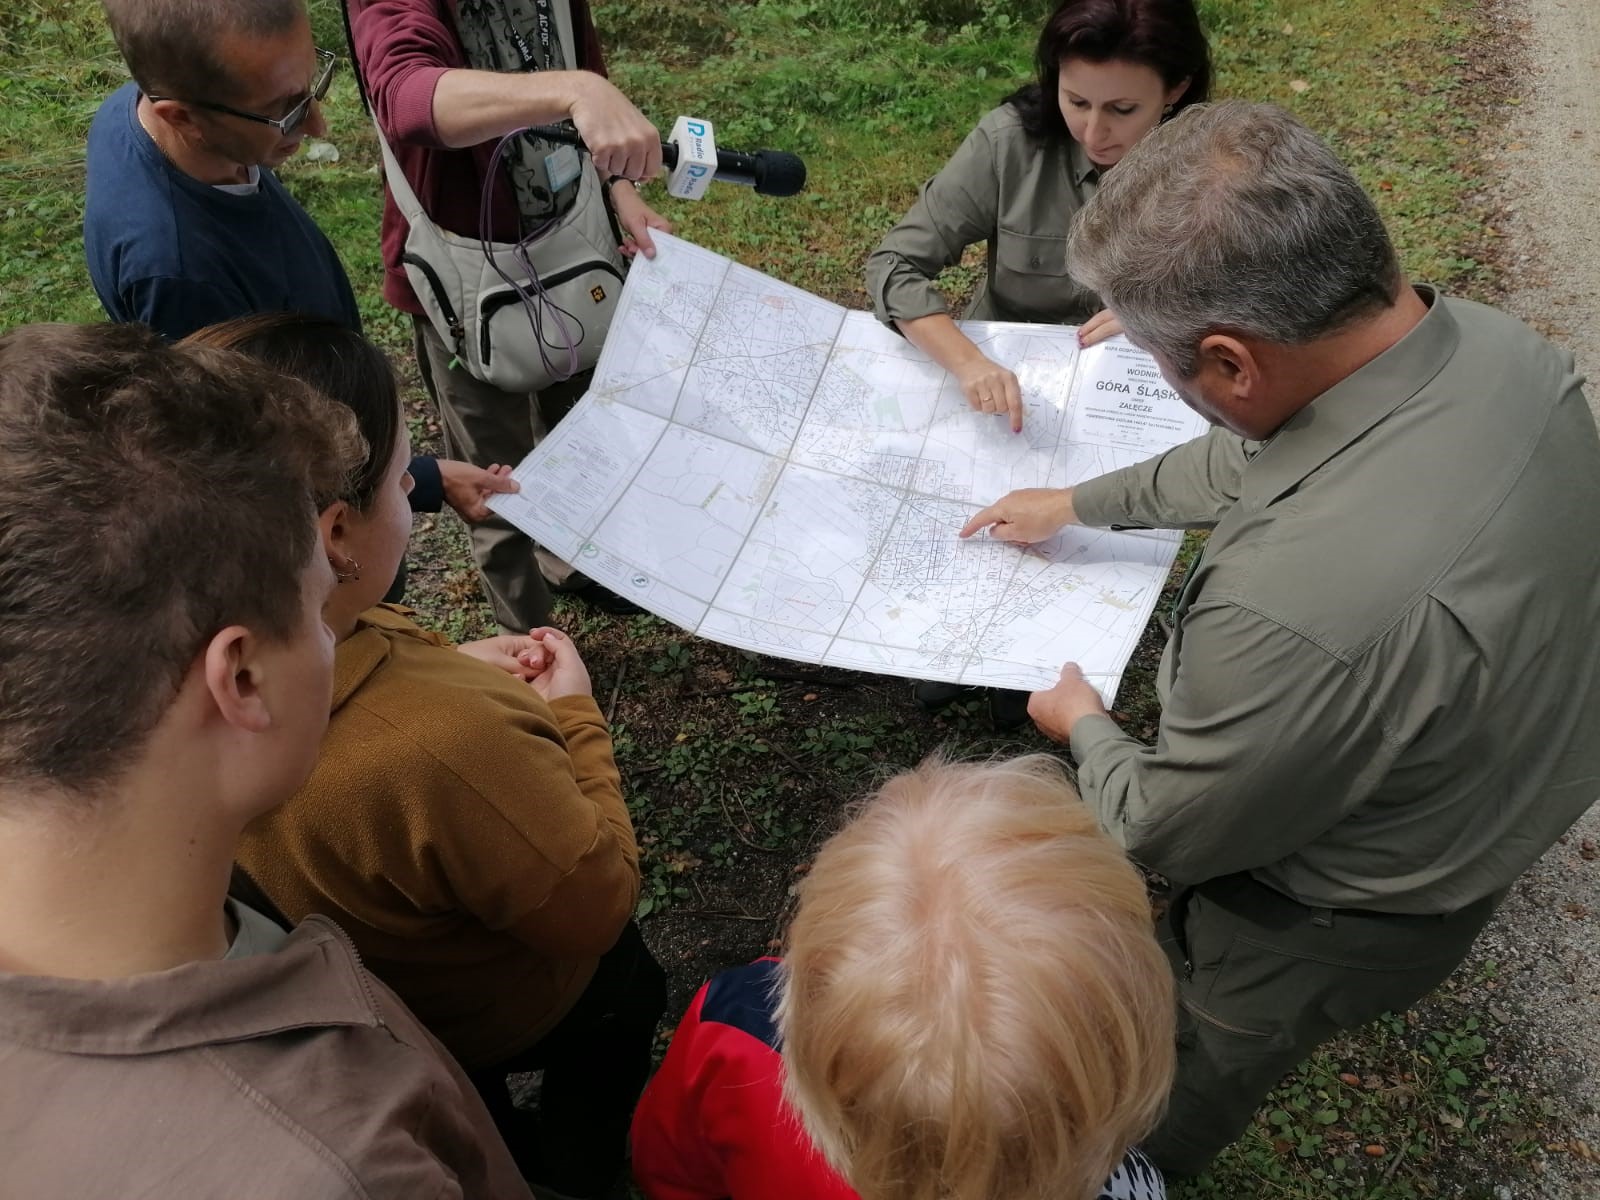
[1144,873,1502,1175]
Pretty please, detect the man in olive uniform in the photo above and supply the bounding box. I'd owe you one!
[962,101,1600,1174]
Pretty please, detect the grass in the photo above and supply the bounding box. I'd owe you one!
[0,0,1566,1195]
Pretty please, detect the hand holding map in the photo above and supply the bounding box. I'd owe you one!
[488,232,1206,704]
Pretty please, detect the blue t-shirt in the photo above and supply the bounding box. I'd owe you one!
[82,84,443,513]
[84,82,361,339]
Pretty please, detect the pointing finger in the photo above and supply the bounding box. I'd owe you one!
[959,505,1002,539]
[1003,374,1023,433]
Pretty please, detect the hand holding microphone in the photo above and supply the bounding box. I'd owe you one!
[565,74,663,183]
[528,115,808,199]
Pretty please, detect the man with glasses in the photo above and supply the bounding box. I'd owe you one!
[85,0,518,537]
[87,2,354,339]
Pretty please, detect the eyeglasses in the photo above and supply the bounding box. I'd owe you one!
[149,48,336,137]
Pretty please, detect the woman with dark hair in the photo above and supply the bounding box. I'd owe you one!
[867,0,1209,723]
[183,313,667,1200]
[866,0,1210,433]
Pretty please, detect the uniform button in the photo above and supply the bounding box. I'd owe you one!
[1028,255,1042,267]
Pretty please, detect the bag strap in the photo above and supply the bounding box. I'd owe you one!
[550,0,579,72]
[366,110,432,227]
[339,3,433,226]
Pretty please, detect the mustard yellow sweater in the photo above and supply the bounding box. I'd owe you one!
[238,606,639,1068]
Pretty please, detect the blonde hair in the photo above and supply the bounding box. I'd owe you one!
[776,755,1175,1200]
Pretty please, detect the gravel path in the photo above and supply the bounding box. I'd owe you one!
[1470,0,1600,1193]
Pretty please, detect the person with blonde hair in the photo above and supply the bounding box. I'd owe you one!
[630,755,1174,1200]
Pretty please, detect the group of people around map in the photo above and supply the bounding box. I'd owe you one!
[3,0,1598,1198]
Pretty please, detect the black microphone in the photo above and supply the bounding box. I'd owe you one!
[525,122,807,199]
[661,141,807,197]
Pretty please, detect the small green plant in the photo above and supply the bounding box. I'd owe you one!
[648,639,693,682]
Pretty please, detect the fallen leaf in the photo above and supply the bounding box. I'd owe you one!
[1507,141,1527,151]
[1562,902,1590,919]
[1271,1138,1294,1155]
[1579,838,1596,860]
[1282,22,1295,33]
[1290,79,1310,93]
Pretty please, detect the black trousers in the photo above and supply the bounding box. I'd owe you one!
[468,921,667,1196]
[1145,873,1503,1176]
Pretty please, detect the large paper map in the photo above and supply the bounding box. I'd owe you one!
[489,232,1207,702]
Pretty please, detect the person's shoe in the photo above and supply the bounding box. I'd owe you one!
[912,679,981,711]
[987,687,1033,731]
[567,582,645,617]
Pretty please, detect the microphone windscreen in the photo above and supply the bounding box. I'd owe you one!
[753,150,807,197]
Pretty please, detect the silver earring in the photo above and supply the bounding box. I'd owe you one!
[1162,103,1175,117]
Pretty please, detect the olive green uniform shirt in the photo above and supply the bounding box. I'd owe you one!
[866,105,1102,326]
[1069,290,1600,914]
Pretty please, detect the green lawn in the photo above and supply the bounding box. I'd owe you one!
[0,0,1559,1195]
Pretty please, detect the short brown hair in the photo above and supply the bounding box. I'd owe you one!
[0,323,362,797]
[100,0,303,102]
[777,755,1176,1200]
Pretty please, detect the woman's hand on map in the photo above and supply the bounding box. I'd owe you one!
[1075,310,1126,347]
[1077,309,1125,348]
[1027,662,1108,742]
[524,628,594,701]
[959,487,1077,544]
[952,351,1025,433]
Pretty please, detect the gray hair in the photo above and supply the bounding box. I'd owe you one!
[1066,101,1401,377]
[102,0,304,102]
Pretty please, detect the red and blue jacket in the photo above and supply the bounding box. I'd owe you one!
[630,958,1165,1200]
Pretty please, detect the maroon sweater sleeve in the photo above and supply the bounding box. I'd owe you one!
[347,0,612,315]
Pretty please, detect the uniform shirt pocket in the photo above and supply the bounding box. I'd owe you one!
[996,227,1069,276]
[991,227,1096,323]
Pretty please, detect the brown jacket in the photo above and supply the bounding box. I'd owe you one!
[237,606,639,1068]
[0,915,530,1200]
